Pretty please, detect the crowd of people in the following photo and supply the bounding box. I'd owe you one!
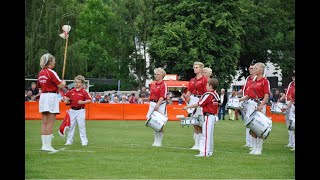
[32,52,295,157]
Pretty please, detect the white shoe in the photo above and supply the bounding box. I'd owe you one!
[254,148,262,155]
[249,148,256,154]
[82,144,87,146]
[190,145,199,150]
[285,143,294,148]
[42,146,58,152]
[195,153,205,157]
[65,142,72,145]
[290,147,295,151]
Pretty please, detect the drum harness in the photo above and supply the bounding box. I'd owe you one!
[199,92,220,116]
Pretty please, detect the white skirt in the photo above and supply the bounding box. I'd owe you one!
[39,93,60,114]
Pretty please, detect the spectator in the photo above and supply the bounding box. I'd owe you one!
[110,95,119,104]
[119,95,129,104]
[100,95,110,103]
[139,87,150,103]
[129,93,137,104]
[28,82,41,101]
[271,89,281,102]
[25,90,35,101]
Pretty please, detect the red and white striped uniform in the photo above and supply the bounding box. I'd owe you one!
[197,91,219,157]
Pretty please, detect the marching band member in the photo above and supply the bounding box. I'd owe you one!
[239,62,271,155]
[183,62,208,150]
[145,68,168,147]
[37,53,66,152]
[183,78,220,157]
[202,67,213,78]
[238,62,255,148]
[279,71,295,150]
[63,75,92,146]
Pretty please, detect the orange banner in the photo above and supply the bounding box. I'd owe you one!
[25,102,284,123]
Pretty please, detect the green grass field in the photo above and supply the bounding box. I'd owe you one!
[25,117,295,179]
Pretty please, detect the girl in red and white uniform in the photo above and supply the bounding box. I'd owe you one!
[146,68,168,147]
[37,53,66,152]
[239,62,271,155]
[183,78,220,157]
[183,62,208,150]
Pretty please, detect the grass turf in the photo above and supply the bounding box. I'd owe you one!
[25,117,294,179]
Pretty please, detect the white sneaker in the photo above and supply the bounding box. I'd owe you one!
[195,153,205,157]
[249,148,256,154]
[290,147,295,151]
[190,144,199,150]
[285,143,294,148]
[42,146,58,152]
[82,143,87,146]
[65,142,72,145]
[254,148,262,155]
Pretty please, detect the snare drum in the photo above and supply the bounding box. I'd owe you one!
[180,117,198,126]
[227,98,241,109]
[270,102,287,114]
[145,111,168,132]
[246,111,272,139]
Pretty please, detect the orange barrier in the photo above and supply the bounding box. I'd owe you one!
[25,102,284,123]
[265,105,286,123]
[25,102,188,121]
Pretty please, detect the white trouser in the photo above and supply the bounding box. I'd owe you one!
[66,109,88,145]
[199,114,216,156]
[285,104,295,146]
[246,128,252,146]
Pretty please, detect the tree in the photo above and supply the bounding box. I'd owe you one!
[148,0,244,89]
[238,0,295,82]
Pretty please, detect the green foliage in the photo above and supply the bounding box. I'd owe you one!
[238,0,295,80]
[25,0,295,89]
[25,119,294,179]
[148,0,244,89]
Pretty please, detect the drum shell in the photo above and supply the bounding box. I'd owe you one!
[145,111,168,132]
[227,98,241,109]
[246,111,272,139]
[180,117,198,126]
[270,102,287,114]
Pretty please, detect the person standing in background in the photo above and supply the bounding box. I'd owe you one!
[38,53,66,152]
[218,88,228,120]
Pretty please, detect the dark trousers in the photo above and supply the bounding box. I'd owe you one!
[218,106,226,120]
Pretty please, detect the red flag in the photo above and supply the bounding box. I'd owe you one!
[58,110,70,137]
